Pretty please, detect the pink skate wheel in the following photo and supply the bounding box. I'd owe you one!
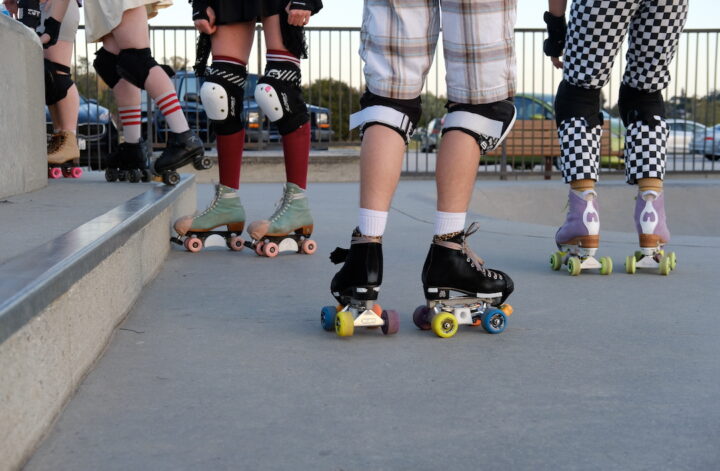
[70,167,83,178]
[227,236,244,252]
[301,239,317,255]
[49,167,62,179]
[255,241,265,256]
[381,309,400,335]
[185,237,203,253]
[412,305,431,330]
[263,242,279,258]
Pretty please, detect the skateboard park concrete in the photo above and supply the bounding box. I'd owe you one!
[25,179,720,470]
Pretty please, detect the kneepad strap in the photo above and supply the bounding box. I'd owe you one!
[44,59,73,106]
[255,61,309,135]
[200,61,247,135]
[117,48,159,90]
[554,80,603,128]
[349,91,422,143]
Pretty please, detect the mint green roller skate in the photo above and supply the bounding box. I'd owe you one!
[246,182,317,258]
[171,184,246,253]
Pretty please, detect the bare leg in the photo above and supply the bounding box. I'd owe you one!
[212,22,255,61]
[359,126,406,211]
[435,131,481,212]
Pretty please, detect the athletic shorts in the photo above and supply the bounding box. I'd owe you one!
[39,0,79,43]
[84,0,172,43]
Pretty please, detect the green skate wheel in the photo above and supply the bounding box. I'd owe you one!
[625,255,636,274]
[669,252,677,270]
[335,311,354,337]
[659,256,671,276]
[599,256,613,275]
[567,257,582,276]
[550,252,563,271]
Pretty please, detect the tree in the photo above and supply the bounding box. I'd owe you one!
[302,78,362,142]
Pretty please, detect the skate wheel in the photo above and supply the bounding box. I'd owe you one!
[141,169,152,183]
[659,255,672,276]
[371,304,382,316]
[481,309,507,334]
[49,167,63,179]
[321,305,337,331]
[105,168,118,182]
[500,304,513,316]
[184,237,203,253]
[412,305,431,330]
[61,167,72,178]
[431,312,458,339]
[227,236,245,252]
[567,257,582,276]
[301,239,317,255]
[254,241,265,256]
[669,251,677,271]
[599,256,613,275]
[163,171,180,186]
[118,171,127,182]
[70,167,83,178]
[335,311,354,337]
[381,309,400,335]
[127,169,142,183]
[625,255,636,274]
[550,251,563,271]
[263,242,279,258]
[193,156,213,170]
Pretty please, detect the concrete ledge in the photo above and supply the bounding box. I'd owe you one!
[0,177,196,470]
[0,15,47,199]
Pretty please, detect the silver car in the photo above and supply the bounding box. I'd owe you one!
[690,124,720,160]
[666,119,706,154]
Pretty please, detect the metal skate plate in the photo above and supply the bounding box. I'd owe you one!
[578,256,602,270]
[636,255,660,269]
[342,302,384,327]
[430,299,494,326]
[559,245,598,258]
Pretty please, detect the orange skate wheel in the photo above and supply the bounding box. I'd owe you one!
[263,242,279,258]
[371,304,383,316]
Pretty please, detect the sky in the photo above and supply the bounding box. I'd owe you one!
[145,0,718,29]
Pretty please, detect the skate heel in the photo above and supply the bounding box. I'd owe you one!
[639,234,665,249]
[294,224,314,237]
[227,222,245,233]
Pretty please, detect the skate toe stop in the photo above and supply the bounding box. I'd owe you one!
[248,220,270,240]
[173,216,194,235]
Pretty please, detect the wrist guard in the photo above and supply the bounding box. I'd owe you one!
[191,0,209,21]
[543,11,566,58]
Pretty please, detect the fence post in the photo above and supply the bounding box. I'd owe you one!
[500,141,508,180]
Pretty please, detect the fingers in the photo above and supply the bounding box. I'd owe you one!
[40,33,50,45]
[285,6,311,27]
[551,56,563,69]
[194,19,216,35]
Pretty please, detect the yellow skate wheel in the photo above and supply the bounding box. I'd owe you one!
[500,304,513,316]
[659,256,671,276]
[599,256,613,275]
[625,255,636,274]
[669,252,677,270]
[567,257,582,276]
[431,312,458,339]
[550,252,563,271]
[335,311,354,337]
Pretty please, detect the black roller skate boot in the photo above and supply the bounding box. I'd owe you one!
[152,130,210,186]
[105,140,151,183]
[414,222,514,338]
[321,229,398,337]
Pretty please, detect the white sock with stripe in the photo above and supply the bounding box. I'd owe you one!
[118,106,142,143]
[155,90,189,134]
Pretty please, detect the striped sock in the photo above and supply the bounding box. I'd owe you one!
[118,106,142,143]
[266,49,301,67]
[155,90,189,133]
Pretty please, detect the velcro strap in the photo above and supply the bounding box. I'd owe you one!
[443,111,503,139]
[349,105,414,136]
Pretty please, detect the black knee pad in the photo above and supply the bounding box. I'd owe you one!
[554,80,603,128]
[200,61,247,135]
[93,48,121,88]
[117,48,159,90]
[255,61,309,135]
[349,90,422,143]
[442,99,517,153]
[44,59,73,106]
[618,83,665,127]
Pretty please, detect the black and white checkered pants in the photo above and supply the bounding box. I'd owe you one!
[558,0,687,183]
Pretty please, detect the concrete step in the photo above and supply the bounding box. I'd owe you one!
[0,174,196,470]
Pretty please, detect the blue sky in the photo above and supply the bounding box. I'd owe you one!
[149,0,717,29]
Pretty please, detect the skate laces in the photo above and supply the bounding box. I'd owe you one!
[435,222,503,280]
[196,186,223,218]
[269,186,303,222]
[47,134,64,154]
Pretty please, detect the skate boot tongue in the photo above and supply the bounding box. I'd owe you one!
[640,190,660,201]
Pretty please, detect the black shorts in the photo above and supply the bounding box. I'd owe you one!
[210,0,286,25]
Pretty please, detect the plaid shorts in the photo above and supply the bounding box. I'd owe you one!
[360,0,517,104]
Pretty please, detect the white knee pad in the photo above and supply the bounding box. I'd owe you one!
[254,83,285,122]
[200,81,230,121]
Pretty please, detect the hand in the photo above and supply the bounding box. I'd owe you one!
[551,56,562,69]
[38,16,60,48]
[285,3,311,27]
[193,6,216,35]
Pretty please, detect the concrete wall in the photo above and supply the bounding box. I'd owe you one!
[0,15,47,199]
[0,184,195,471]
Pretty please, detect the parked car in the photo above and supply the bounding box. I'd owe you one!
[666,119,706,153]
[419,116,444,152]
[690,124,720,160]
[45,96,118,169]
[148,71,333,148]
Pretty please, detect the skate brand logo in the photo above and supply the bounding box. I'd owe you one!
[582,201,600,235]
[640,201,658,234]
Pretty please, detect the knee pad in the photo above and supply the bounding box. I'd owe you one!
[255,61,309,135]
[44,60,73,106]
[618,83,665,127]
[117,48,159,90]
[93,48,121,88]
[554,80,603,128]
[200,61,247,135]
[349,90,422,143]
[442,100,517,153]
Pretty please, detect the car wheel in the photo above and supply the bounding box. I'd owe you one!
[704,154,720,161]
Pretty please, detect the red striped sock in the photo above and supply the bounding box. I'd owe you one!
[213,55,246,66]
[266,49,300,66]
[282,122,310,189]
[156,90,189,133]
[217,129,245,190]
[118,106,142,143]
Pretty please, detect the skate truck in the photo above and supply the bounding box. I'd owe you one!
[321,302,400,338]
[412,297,513,339]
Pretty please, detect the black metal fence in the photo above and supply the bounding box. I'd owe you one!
[68,26,720,176]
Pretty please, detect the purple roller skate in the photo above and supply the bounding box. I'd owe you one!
[625,190,676,275]
[550,189,612,276]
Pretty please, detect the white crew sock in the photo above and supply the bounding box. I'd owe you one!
[358,208,388,237]
[434,211,466,236]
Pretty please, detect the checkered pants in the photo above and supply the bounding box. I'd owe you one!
[558,0,687,183]
[360,0,517,104]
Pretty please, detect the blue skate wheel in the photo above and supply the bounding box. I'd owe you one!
[321,305,337,331]
[481,309,507,334]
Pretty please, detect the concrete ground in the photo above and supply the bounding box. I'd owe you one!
[25,179,720,471]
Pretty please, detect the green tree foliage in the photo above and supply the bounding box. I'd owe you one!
[72,56,116,113]
[302,78,362,141]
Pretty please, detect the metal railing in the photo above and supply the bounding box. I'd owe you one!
[68,26,720,176]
